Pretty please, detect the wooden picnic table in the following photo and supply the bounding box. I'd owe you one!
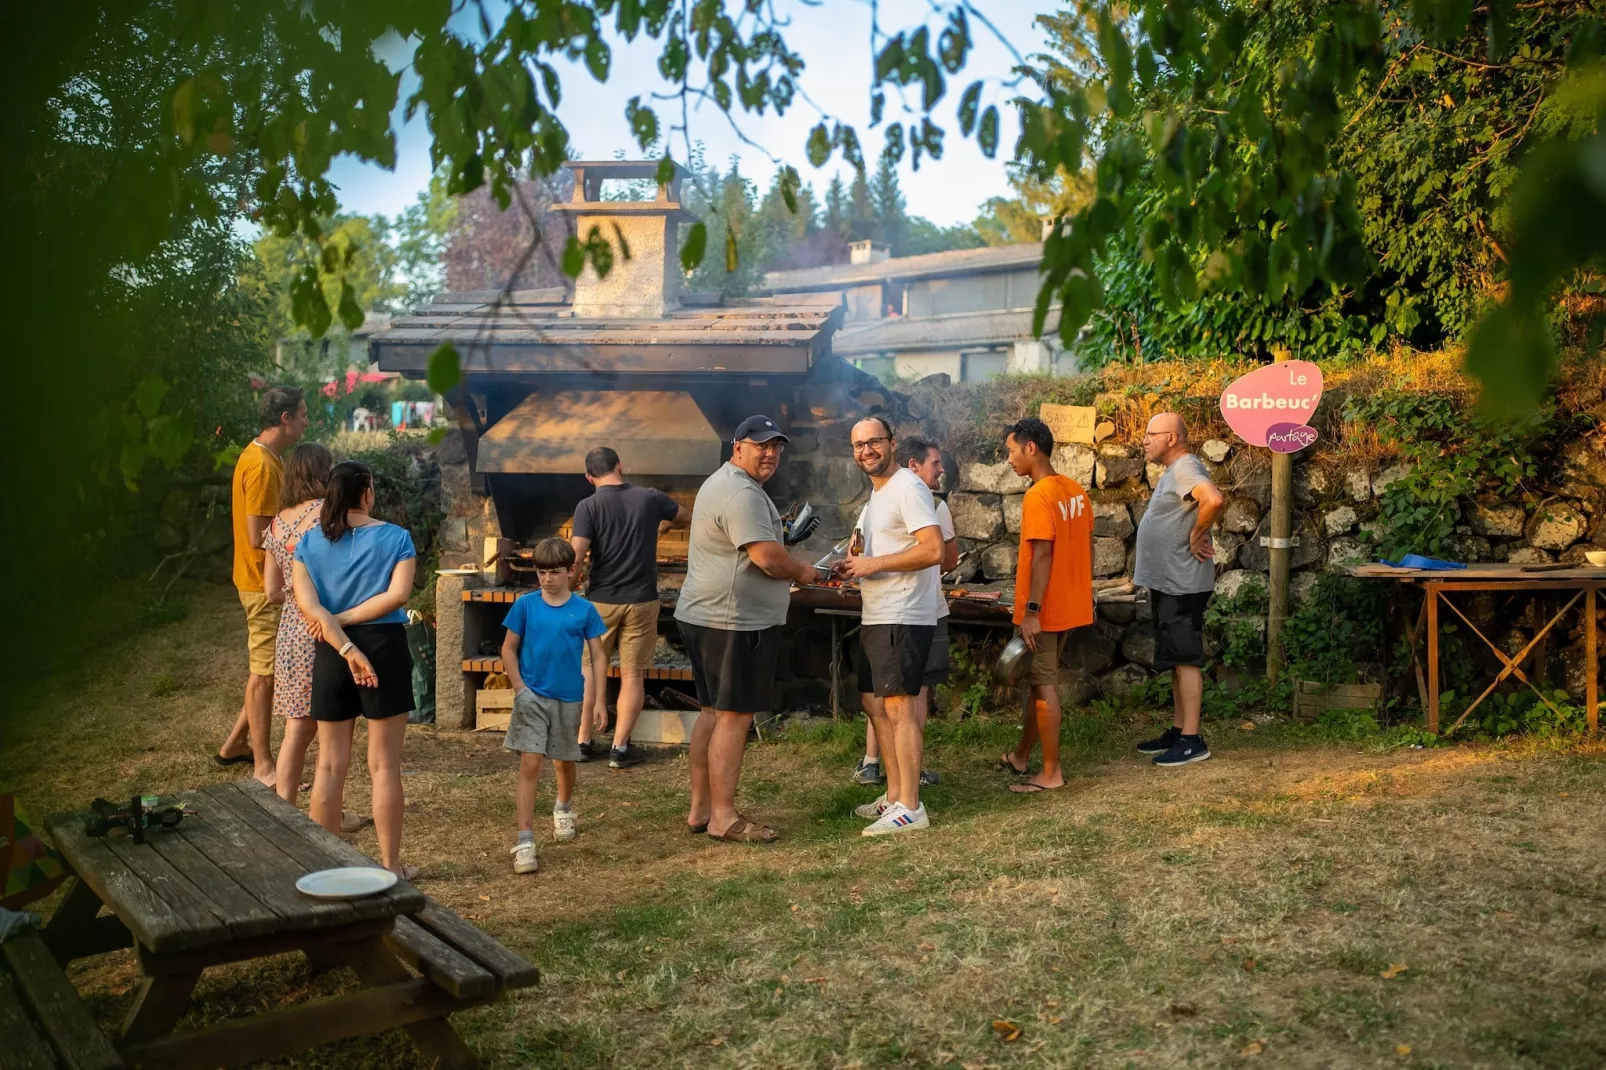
[41,780,537,1069]
[1345,562,1604,736]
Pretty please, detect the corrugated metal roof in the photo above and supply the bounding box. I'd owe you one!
[831,307,1062,356]
[763,242,1044,292]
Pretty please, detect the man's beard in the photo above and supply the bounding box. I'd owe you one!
[858,454,893,478]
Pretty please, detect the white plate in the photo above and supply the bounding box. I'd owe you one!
[296,867,398,899]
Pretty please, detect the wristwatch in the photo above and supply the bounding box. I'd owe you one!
[1025,600,1041,614]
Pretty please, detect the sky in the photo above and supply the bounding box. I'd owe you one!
[325,1,1052,227]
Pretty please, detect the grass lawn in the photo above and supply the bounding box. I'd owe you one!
[5,579,1606,1068]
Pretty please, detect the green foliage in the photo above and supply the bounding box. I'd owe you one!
[1204,582,1270,670]
[1344,391,1549,558]
[343,439,445,588]
[1457,689,1589,740]
[1282,575,1388,685]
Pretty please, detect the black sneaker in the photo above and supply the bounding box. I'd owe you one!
[1136,726,1182,755]
[919,769,940,786]
[608,744,645,769]
[851,759,885,785]
[1152,735,1211,767]
[576,741,597,763]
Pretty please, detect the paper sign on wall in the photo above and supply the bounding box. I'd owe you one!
[1039,403,1098,445]
[1219,360,1323,454]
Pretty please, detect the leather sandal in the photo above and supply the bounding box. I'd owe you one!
[707,817,779,843]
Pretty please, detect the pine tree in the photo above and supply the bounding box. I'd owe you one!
[847,169,875,243]
[869,156,909,255]
[823,174,850,238]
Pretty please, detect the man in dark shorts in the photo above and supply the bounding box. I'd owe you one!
[1133,412,1225,767]
[675,416,818,843]
[853,435,958,788]
[835,418,944,835]
[571,446,690,767]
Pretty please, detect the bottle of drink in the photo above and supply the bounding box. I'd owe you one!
[849,529,865,557]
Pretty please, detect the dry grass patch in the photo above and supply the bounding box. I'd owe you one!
[5,580,1606,1068]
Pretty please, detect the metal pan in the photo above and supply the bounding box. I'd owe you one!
[993,635,1031,686]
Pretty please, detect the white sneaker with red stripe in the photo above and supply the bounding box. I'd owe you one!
[854,793,890,820]
[861,802,929,837]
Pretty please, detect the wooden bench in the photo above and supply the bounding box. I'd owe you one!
[386,899,540,1001]
[0,928,124,1070]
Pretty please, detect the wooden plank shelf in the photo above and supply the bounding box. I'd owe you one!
[460,658,693,682]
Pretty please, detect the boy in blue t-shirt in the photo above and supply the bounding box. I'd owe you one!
[500,538,607,875]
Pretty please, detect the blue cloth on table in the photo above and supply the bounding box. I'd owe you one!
[1381,554,1466,570]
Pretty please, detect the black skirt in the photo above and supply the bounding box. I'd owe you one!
[311,623,415,722]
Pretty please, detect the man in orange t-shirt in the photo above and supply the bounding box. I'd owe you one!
[216,386,308,785]
[999,416,1093,794]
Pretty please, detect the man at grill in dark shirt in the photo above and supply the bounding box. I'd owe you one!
[570,447,690,767]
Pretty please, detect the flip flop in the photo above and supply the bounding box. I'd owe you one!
[688,822,709,835]
[1009,782,1061,794]
[213,752,253,767]
[998,754,1029,776]
[340,812,374,833]
[393,863,422,882]
[707,817,779,844]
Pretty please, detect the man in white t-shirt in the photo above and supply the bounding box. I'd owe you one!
[852,436,959,788]
[832,418,944,835]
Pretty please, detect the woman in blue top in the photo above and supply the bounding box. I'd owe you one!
[292,461,418,879]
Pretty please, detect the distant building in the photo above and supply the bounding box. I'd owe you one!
[762,239,1071,383]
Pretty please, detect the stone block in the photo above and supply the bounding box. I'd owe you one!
[1372,463,1411,497]
[1062,628,1118,675]
[1215,570,1267,600]
[1345,469,1372,502]
[1297,465,1333,503]
[787,428,820,455]
[1228,451,1273,508]
[949,492,1005,541]
[1289,570,1320,605]
[435,574,469,730]
[982,543,1018,581]
[1093,537,1127,578]
[1527,501,1586,551]
[1100,664,1154,699]
[1327,536,1369,569]
[1507,546,1554,565]
[1121,626,1157,668]
[959,460,1030,494]
[1202,439,1231,463]
[1324,505,1358,536]
[1051,444,1095,486]
[1004,493,1024,534]
[436,427,469,464]
[1222,497,1261,535]
[1129,496,1150,530]
[1457,535,1493,562]
[1468,501,1525,537]
[1238,515,1323,571]
[1057,675,1099,708]
[1145,461,1166,488]
[1093,502,1135,540]
[1099,601,1138,626]
[1212,531,1244,568]
[1095,446,1145,487]
[1560,544,1598,565]
[1357,518,1390,545]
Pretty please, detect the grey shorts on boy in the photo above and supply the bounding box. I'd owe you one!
[504,689,584,762]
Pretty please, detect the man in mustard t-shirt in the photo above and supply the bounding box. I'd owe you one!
[216,386,308,785]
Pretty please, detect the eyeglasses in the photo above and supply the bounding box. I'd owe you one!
[739,440,785,455]
[851,436,891,453]
[1141,431,1175,440]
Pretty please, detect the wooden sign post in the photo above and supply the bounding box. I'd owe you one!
[1219,352,1324,683]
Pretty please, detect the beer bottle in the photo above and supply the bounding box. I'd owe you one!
[849,528,865,557]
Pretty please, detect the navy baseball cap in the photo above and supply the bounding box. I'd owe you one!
[733,415,789,444]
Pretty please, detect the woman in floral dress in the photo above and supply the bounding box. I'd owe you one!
[263,443,335,806]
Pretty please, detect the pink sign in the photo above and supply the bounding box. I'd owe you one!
[1220,360,1323,450]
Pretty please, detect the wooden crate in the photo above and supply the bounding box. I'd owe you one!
[475,688,514,732]
[1293,680,1382,721]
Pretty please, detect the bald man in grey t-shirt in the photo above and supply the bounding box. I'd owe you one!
[1133,413,1224,767]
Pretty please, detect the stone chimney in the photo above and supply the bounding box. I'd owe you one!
[849,239,891,265]
[554,160,698,318]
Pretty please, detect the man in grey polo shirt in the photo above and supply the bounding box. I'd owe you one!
[1133,412,1224,767]
[676,416,818,843]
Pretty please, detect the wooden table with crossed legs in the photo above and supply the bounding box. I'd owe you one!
[42,780,537,1069]
[1349,564,1603,736]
